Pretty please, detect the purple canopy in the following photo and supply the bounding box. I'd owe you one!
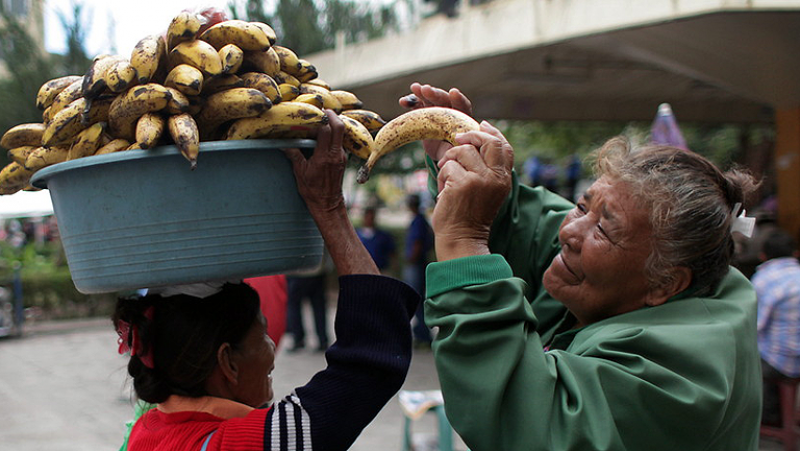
[650,103,688,150]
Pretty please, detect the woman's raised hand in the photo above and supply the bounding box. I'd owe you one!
[432,121,514,261]
[399,82,473,161]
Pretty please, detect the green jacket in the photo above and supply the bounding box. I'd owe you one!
[425,173,761,450]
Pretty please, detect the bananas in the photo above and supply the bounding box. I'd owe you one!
[131,35,166,84]
[357,107,481,184]
[105,59,137,93]
[167,11,201,50]
[1,123,46,149]
[226,102,328,140]
[243,48,280,76]
[199,20,273,51]
[340,109,386,134]
[108,83,173,140]
[36,75,82,110]
[165,64,204,96]
[219,44,244,74]
[298,84,342,113]
[25,146,69,172]
[68,122,106,160]
[135,113,166,149]
[168,113,200,169]
[7,146,38,165]
[170,40,223,77]
[0,163,34,195]
[330,90,363,111]
[82,55,125,99]
[196,87,272,135]
[340,115,374,160]
[95,138,131,155]
[240,72,280,103]
[273,46,301,74]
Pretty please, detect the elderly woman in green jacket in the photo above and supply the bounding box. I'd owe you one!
[401,83,762,450]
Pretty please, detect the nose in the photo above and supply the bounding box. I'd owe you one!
[559,211,589,251]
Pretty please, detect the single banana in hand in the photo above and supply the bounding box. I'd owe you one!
[7,146,38,166]
[1,123,46,149]
[329,90,363,111]
[108,83,173,141]
[196,87,272,136]
[170,40,223,77]
[168,113,200,169]
[357,107,481,184]
[293,93,324,109]
[298,84,341,113]
[226,101,328,140]
[82,54,125,99]
[340,109,386,134]
[340,115,374,161]
[202,74,244,95]
[25,146,69,172]
[104,59,137,93]
[135,113,166,149]
[218,44,244,74]
[242,47,280,76]
[277,83,300,101]
[0,162,34,195]
[167,11,201,50]
[199,20,272,51]
[273,46,301,74]
[36,75,82,110]
[94,138,131,155]
[165,64,204,96]
[68,122,106,160]
[240,72,281,103]
[131,34,167,84]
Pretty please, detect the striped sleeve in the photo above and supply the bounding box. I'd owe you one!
[264,392,312,451]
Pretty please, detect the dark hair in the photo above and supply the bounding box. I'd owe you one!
[406,194,421,210]
[112,283,261,404]
[762,230,797,260]
[592,137,759,295]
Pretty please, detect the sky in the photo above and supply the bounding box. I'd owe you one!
[44,0,237,57]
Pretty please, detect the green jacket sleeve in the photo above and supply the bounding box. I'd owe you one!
[425,256,762,451]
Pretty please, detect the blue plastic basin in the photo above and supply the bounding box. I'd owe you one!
[31,139,323,294]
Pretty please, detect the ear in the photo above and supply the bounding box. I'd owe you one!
[216,343,239,385]
[645,266,692,307]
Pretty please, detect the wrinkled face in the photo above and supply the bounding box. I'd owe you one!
[543,176,655,326]
[231,312,276,407]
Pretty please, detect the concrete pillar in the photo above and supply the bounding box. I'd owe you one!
[775,107,800,238]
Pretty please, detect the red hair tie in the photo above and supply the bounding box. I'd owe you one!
[116,306,155,369]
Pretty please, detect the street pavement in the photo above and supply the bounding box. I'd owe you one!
[0,316,785,451]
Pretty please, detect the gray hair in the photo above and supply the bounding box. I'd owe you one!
[590,137,759,296]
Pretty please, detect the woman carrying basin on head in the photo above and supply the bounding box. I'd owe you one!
[402,82,762,450]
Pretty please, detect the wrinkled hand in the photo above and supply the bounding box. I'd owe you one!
[282,110,347,219]
[398,82,473,161]
[432,121,514,261]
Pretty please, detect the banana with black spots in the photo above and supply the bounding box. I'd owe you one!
[0,162,34,195]
[242,47,280,76]
[7,146,38,166]
[46,78,83,123]
[104,59,137,93]
[1,123,46,149]
[131,34,167,84]
[68,122,106,160]
[273,46,301,74]
[340,115,374,161]
[165,64,204,96]
[277,83,300,102]
[94,138,131,155]
[82,54,125,99]
[357,107,481,184]
[168,113,200,169]
[199,20,272,51]
[167,11,201,50]
[219,44,244,74]
[36,75,82,110]
[293,93,324,109]
[196,87,272,136]
[329,90,363,111]
[299,84,341,113]
[202,74,244,95]
[135,113,166,149]
[25,146,69,172]
[108,83,173,141]
[226,101,328,140]
[170,40,223,77]
[340,109,386,134]
[43,98,90,146]
[240,72,281,103]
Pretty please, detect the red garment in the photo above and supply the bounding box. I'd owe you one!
[244,275,288,346]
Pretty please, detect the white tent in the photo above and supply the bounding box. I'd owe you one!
[0,190,54,219]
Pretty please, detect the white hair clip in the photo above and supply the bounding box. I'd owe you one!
[731,202,756,238]
[147,280,239,299]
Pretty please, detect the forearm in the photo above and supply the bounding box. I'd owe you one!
[311,205,379,276]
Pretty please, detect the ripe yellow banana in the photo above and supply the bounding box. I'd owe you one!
[0,162,34,195]
[108,83,173,141]
[135,113,166,149]
[274,71,301,87]
[36,75,82,110]
[299,84,342,113]
[170,40,223,77]
[81,95,115,126]
[131,34,167,84]
[293,93,324,109]
[273,46,301,74]
[68,122,106,160]
[250,22,277,47]
[218,44,244,74]
[46,78,83,122]
[7,146,38,166]
[329,90,363,111]
[43,98,90,146]
[1,123,46,149]
[243,47,280,76]
[304,78,331,90]
[226,102,328,140]
[357,107,481,184]
[94,138,131,155]
[340,109,386,134]
[199,20,272,51]
[202,74,244,95]
[25,146,69,172]
[340,115,374,160]
[82,54,125,99]
[240,72,281,103]
[165,64,204,96]
[167,11,201,50]
[196,87,272,135]
[163,86,192,115]
[277,83,300,101]
[168,113,200,169]
[293,59,318,83]
[104,59,137,93]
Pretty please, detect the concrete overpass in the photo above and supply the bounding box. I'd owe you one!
[309,0,800,235]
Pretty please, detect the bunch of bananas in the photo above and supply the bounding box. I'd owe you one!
[0,12,393,195]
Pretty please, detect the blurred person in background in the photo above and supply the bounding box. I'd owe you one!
[356,205,396,274]
[404,193,435,347]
